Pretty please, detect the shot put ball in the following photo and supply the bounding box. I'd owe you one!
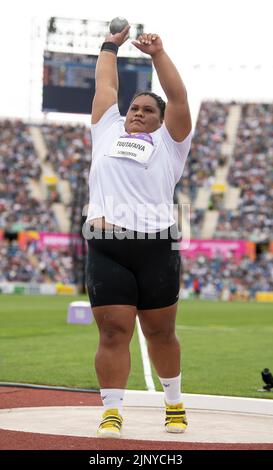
[109,17,129,34]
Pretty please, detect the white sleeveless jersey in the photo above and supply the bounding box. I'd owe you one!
[87,104,192,233]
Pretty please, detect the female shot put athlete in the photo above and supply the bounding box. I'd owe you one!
[86,25,192,438]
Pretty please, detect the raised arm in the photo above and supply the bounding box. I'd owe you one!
[132,34,192,142]
[91,26,130,124]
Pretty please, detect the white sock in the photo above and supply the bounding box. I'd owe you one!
[158,373,182,405]
[100,388,124,415]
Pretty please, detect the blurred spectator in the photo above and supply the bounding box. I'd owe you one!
[191,209,205,238]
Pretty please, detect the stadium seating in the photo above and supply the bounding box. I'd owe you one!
[0,119,59,232]
[0,101,272,298]
[215,103,273,241]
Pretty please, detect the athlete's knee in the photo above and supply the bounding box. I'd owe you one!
[143,326,177,345]
[99,323,132,348]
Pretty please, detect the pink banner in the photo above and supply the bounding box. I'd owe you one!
[16,232,254,260]
[180,239,250,259]
[39,232,79,248]
[38,232,83,252]
[17,231,85,254]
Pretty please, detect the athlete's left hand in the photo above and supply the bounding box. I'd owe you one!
[131,33,164,57]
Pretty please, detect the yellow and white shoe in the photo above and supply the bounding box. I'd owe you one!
[97,408,123,438]
[165,402,188,433]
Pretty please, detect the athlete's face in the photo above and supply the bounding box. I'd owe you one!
[125,95,163,134]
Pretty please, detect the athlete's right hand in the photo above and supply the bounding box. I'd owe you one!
[105,25,130,47]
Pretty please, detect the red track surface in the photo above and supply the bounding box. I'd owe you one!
[0,386,272,450]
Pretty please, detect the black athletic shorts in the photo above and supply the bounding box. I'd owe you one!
[86,225,181,310]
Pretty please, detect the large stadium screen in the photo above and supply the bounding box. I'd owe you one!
[42,51,153,116]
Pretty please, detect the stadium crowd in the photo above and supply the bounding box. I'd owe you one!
[0,239,75,284]
[0,119,59,232]
[1,237,272,301]
[215,103,273,241]
[176,101,229,201]
[41,123,91,190]
[180,252,273,301]
[0,101,272,300]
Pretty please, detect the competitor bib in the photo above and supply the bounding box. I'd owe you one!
[108,132,155,166]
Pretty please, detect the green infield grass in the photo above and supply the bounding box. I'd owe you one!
[0,295,272,399]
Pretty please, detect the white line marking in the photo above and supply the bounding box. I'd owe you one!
[136,317,155,391]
